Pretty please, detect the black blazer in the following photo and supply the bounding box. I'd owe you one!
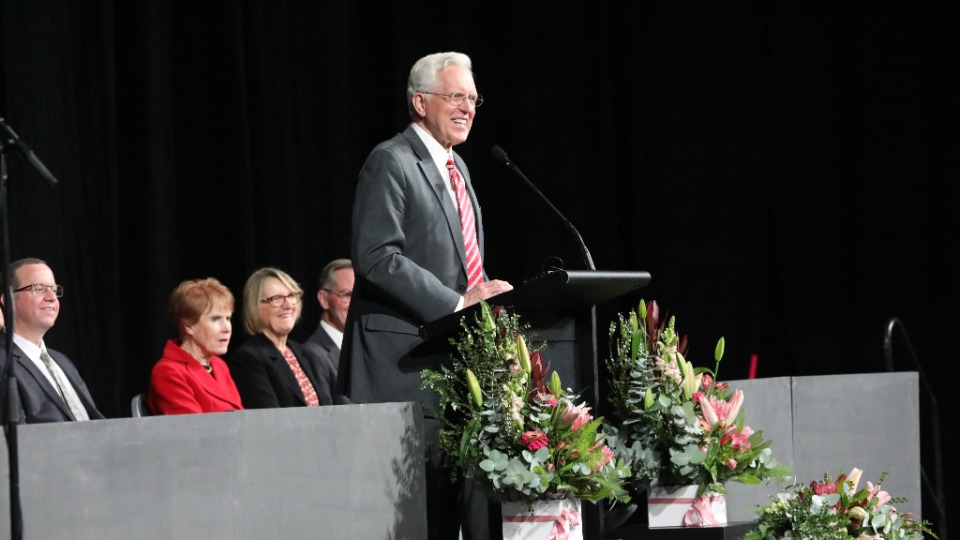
[2,342,104,423]
[228,333,339,408]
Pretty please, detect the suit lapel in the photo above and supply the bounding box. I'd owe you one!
[402,126,471,274]
[13,346,73,419]
[262,343,300,401]
[188,359,242,409]
[259,336,309,404]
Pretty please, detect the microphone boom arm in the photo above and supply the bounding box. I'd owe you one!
[491,145,595,270]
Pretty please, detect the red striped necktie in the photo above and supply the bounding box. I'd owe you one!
[446,157,484,289]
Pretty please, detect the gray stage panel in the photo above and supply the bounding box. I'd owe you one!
[791,372,920,517]
[0,402,426,540]
[723,376,795,523]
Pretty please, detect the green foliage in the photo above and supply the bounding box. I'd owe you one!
[739,469,939,540]
[604,299,791,496]
[422,301,631,504]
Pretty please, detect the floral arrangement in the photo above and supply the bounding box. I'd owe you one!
[421,300,631,505]
[604,299,790,498]
[740,468,938,540]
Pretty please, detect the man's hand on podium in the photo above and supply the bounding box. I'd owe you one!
[462,279,513,309]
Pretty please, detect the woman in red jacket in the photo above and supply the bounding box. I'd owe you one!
[148,278,243,414]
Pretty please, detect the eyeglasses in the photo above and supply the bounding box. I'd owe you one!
[13,283,64,297]
[260,293,301,307]
[421,91,483,108]
[323,289,352,299]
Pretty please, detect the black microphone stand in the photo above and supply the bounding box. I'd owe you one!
[1,116,58,540]
[490,146,596,271]
[884,318,947,540]
[0,127,24,540]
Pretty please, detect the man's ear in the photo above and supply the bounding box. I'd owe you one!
[317,290,330,311]
[412,94,426,118]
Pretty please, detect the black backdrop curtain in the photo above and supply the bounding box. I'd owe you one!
[2,0,957,532]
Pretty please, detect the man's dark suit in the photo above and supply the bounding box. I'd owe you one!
[302,324,340,396]
[2,342,104,423]
[339,124,483,410]
[228,333,340,408]
[339,124,487,539]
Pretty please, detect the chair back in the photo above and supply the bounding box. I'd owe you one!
[131,392,151,417]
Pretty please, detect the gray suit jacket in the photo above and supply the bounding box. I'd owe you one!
[303,324,340,397]
[2,342,104,423]
[339,124,485,414]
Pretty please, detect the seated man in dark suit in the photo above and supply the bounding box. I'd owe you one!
[303,258,353,392]
[1,257,104,423]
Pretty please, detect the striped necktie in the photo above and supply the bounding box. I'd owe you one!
[446,157,484,289]
[39,350,90,421]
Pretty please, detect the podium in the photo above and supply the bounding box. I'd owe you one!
[419,269,651,539]
[419,269,651,407]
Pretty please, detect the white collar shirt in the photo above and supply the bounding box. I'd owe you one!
[13,333,69,397]
[319,319,343,350]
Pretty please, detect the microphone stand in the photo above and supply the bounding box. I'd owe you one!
[0,116,58,540]
[490,146,596,271]
[1,130,24,540]
[884,318,947,540]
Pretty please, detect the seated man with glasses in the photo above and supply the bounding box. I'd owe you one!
[303,258,354,393]
[0,257,104,423]
[227,267,346,408]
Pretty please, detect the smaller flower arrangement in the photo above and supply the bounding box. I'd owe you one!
[421,300,631,505]
[604,300,790,499]
[740,468,938,540]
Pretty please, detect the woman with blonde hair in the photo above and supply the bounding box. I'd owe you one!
[228,267,341,408]
[148,278,243,414]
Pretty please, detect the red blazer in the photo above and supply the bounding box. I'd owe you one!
[148,340,244,415]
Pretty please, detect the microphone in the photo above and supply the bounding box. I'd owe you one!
[0,117,59,185]
[490,145,595,270]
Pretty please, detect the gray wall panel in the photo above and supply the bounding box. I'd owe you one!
[723,376,795,522]
[722,372,920,523]
[0,402,426,540]
[791,372,920,517]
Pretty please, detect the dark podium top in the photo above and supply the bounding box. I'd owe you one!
[419,269,652,341]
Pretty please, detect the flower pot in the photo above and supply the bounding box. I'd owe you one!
[501,498,582,540]
[647,485,726,528]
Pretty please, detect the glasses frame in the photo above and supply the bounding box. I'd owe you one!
[323,288,352,300]
[260,293,301,308]
[13,283,64,297]
[420,91,483,108]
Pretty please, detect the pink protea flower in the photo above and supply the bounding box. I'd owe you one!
[520,430,549,451]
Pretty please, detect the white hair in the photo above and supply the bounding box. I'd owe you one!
[406,51,473,119]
